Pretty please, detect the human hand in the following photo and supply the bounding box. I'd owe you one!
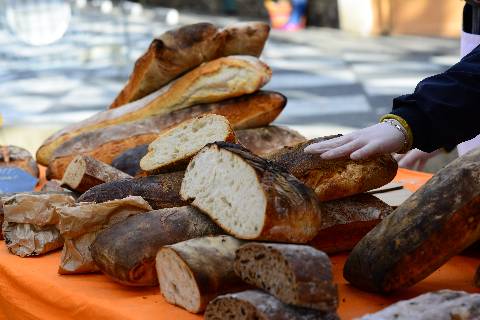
[303,123,405,160]
[394,149,440,171]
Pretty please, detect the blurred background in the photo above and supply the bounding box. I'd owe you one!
[0,0,464,171]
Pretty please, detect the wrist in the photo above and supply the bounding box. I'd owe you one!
[380,114,413,153]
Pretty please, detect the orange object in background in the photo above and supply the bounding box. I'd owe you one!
[0,168,479,320]
[264,0,292,29]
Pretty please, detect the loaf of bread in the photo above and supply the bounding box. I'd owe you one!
[267,137,398,201]
[140,115,237,174]
[180,142,322,243]
[46,91,285,180]
[309,194,392,254]
[356,290,480,320]
[0,145,39,177]
[77,172,187,209]
[109,22,269,108]
[36,56,272,166]
[236,126,306,156]
[344,148,480,293]
[57,196,152,274]
[2,193,75,257]
[111,144,148,176]
[40,180,67,192]
[234,243,338,312]
[60,155,132,193]
[205,290,339,320]
[475,265,480,288]
[156,235,245,313]
[90,206,222,286]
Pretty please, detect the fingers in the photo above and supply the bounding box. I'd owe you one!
[320,139,365,159]
[350,142,383,160]
[304,135,353,154]
[416,158,427,171]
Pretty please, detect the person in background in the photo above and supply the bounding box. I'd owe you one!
[283,0,307,31]
[305,0,480,164]
[265,0,307,31]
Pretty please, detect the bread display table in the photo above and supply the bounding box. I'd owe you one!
[0,168,478,320]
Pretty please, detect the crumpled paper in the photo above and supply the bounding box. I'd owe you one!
[57,196,152,274]
[1,193,75,256]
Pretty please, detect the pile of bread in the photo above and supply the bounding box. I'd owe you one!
[1,21,480,320]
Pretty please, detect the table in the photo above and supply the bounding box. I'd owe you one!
[0,169,478,320]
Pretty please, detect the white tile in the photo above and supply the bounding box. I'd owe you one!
[265,72,356,90]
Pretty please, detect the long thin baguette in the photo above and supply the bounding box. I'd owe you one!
[110,22,270,108]
[344,148,480,293]
[36,56,272,165]
[267,137,398,201]
[60,155,132,193]
[140,114,237,174]
[205,290,339,320]
[180,142,322,243]
[234,243,338,312]
[91,206,223,286]
[77,172,187,209]
[46,91,285,180]
[156,235,245,313]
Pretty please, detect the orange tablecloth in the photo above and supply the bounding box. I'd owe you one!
[0,168,478,320]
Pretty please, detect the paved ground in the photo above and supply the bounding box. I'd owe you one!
[0,1,461,160]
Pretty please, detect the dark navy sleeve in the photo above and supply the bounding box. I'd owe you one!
[391,45,480,152]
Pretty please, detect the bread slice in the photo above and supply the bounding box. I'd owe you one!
[309,194,392,254]
[236,126,306,156]
[234,243,338,311]
[180,142,322,243]
[356,290,480,320]
[45,90,284,180]
[36,55,272,165]
[60,155,132,193]
[109,22,269,108]
[0,145,39,177]
[267,137,398,201]
[140,115,236,173]
[91,206,222,286]
[344,148,480,293]
[205,290,339,320]
[156,235,245,313]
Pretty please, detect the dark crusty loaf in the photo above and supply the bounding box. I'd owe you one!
[46,91,285,180]
[90,206,222,286]
[236,126,306,156]
[475,265,480,288]
[156,235,245,313]
[0,145,39,177]
[77,172,187,209]
[356,290,480,320]
[109,22,270,108]
[309,194,392,254]
[111,144,148,176]
[266,137,398,201]
[205,290,339,320]
[234,243,338,312]
[344,148,480,293]
[180,142,322,243]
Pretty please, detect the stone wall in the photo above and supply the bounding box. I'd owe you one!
[143,0,339,27]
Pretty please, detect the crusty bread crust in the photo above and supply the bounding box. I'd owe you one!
[236,126,306,156]
[109,22,270,109]
[267,137,398,201]
[36,56,272,166]
[46,91,285,180]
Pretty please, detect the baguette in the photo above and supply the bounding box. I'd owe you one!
[76,172,187,209]
[205,290,339,320]
[46,91,285,180]
[309,194,392,254]
[111,144,148,176]
[156,235,245,313]
[267,137,397,201]
[234,243,338,312]
[36,56,272,165]
[0,145,39,177]
[236,126,306,156]
[61,155,132,193]
[91,206,222,286]
[57,196,152,274]
[180,142,322,243]
[109,22,269,108]
[344,148,480,293]
[356,290,480,320]
[140,114,236,174]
